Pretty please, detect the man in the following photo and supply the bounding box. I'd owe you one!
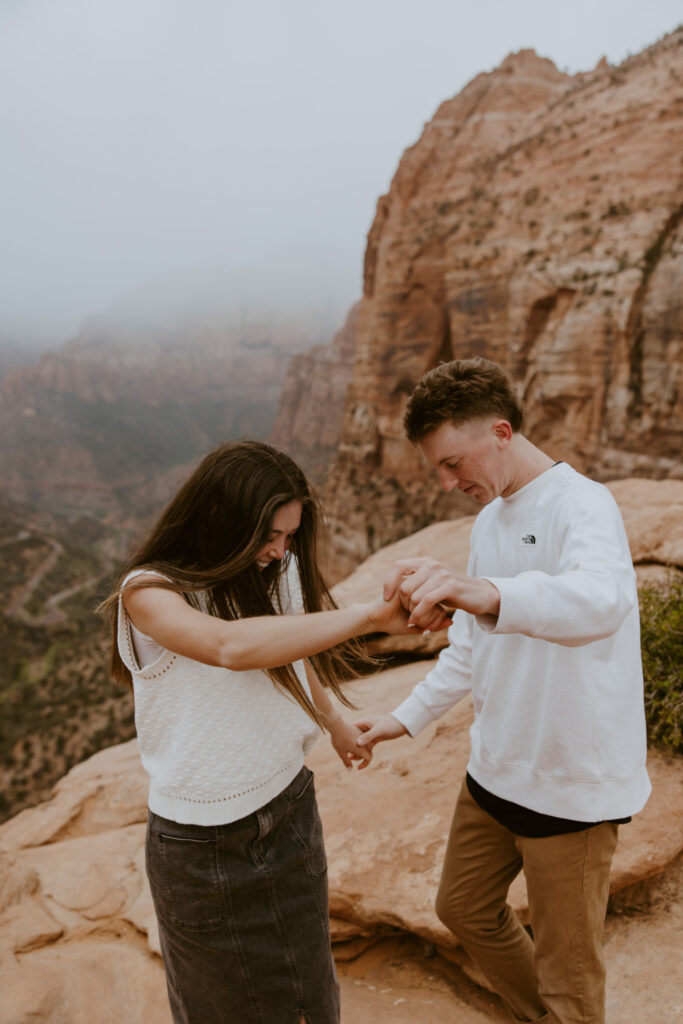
[357,357,650,1024]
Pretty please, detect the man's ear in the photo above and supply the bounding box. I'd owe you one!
[492,419,513,446]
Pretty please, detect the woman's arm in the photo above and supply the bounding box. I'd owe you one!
[123,577,410,672]
[305,662,372,770]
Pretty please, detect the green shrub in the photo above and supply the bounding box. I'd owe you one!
[640,574,683,755]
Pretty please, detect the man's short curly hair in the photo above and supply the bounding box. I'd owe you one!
[403,358,523,442]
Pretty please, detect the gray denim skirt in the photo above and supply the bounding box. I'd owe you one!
[145,766,340,1024]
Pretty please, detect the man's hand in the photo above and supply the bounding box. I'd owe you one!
[326,714,373,770]
[384,557,500,630]
[354,714,408,752]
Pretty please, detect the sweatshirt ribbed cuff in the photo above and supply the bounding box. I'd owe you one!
[477,576,535,634]
[391,693,437,737]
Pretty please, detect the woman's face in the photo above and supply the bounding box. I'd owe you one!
[255,500,303,570]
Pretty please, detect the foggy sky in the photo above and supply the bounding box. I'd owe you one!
[1,0,681,343]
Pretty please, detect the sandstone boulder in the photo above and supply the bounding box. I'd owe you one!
[606,477,683,569]
[0,738,147,851]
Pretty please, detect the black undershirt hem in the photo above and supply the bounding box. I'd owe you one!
[466,773,631,838]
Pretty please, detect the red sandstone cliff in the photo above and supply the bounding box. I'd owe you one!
[274,32,683,578]
[270,303,359,482]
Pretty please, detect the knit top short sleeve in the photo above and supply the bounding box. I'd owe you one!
[117,555,320,825]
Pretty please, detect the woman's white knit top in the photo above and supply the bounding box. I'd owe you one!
[117,556,320,825]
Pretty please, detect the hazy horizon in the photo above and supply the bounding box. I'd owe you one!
[1,0,681,347]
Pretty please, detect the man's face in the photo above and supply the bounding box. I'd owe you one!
[417,418,511,504]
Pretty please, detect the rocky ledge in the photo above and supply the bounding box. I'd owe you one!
[1,679,681,1023]
[1,476,682,1022]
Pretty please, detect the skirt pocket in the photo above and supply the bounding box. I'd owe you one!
[147,822,228,932]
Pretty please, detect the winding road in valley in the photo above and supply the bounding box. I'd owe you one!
[5,535,104,627]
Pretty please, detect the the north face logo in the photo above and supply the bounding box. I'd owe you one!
[521,534,536,545]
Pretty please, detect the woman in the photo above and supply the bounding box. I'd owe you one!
[103,440,410,1024]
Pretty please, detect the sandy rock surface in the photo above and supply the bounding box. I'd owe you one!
[1,658,682,1022]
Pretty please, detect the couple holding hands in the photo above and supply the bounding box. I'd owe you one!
[106,357,649,1024]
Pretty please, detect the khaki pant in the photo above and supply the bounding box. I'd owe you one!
[436,780,618,1024]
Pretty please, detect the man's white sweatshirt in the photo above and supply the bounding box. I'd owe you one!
[392,462,651,822]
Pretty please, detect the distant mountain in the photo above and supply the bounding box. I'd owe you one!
[0,309,333,518]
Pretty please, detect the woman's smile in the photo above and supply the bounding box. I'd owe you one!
[254,500,303,569]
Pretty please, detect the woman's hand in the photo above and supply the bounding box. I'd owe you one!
[326,714,373,770]
[364,586,425,635]
[305,663,371,770]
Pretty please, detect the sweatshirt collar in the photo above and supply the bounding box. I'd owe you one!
[501,461,564,505]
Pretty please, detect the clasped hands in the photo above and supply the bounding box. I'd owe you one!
[352,560,500,755]
[385,557,500,632]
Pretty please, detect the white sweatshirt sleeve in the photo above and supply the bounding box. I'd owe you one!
[391,608,473,736]
[477,485,636,646]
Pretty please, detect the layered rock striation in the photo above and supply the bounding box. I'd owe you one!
[274,32,683,578]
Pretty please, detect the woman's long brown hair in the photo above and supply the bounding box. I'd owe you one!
[101,440,372,727]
